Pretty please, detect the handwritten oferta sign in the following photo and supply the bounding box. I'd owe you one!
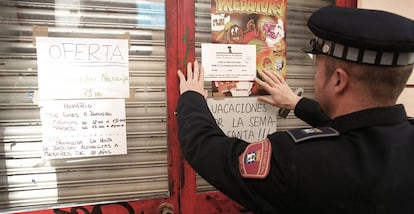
[36,37,129,99]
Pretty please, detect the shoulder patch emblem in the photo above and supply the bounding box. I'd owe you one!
[286,127,339,143]
[239,138,272,179]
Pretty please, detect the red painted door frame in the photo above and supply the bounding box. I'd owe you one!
[167,0,248,211]
[337,0,357,8]
[166,0,197,212]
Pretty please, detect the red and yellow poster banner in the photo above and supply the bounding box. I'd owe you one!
[210,0,287,96]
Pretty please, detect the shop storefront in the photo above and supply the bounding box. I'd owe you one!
[0,0,359,213]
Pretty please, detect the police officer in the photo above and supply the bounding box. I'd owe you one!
[176,6,414,214]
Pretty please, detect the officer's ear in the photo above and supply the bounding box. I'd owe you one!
[332,67,349,94]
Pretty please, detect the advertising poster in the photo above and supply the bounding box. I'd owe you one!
[210,0,287,96]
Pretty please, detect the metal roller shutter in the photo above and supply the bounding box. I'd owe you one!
[194,0,333,193]
[0,0,168,212]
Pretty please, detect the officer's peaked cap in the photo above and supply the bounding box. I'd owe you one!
[303,6,414,66]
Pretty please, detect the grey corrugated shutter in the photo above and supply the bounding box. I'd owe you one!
[0,0,168,212]
[194,0,333,193]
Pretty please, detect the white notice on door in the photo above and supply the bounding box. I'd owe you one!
[207,97,278,142]
[40,99,127,159]
[36,37,130,99]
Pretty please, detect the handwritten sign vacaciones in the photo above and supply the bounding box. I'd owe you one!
[207,97,278,142]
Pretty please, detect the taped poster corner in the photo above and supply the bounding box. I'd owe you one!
[118,32,131,49]
[32,25,48,46]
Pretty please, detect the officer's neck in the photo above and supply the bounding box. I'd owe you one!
[329,93,396,119]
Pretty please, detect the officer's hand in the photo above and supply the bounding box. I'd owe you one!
[178,61,208,98]
[255,69,301,110]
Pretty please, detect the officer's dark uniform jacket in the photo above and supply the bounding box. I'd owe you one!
[176,91,414,214]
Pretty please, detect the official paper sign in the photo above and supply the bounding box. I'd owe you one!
[201,43,256,81]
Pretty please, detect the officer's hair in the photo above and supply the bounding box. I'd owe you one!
[324,56,413,102]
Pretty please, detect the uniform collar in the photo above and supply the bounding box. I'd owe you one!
[328,105,408,133]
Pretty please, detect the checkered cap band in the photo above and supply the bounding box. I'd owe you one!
[306,37,414,66]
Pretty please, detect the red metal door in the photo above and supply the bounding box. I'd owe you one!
[166,0,248,211]
[169,0,357,213]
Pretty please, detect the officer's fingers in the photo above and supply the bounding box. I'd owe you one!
[273,71,285,84]
[258,70,276,87]
[187,62,193,80]
[263,69,282,85]
[199,64,205,83]
[255,77,276,93]
[177,70,186,82]
[254,76,267,88]
[193,60,200,81]
[256,70,268,85]
[255,73,274,91]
